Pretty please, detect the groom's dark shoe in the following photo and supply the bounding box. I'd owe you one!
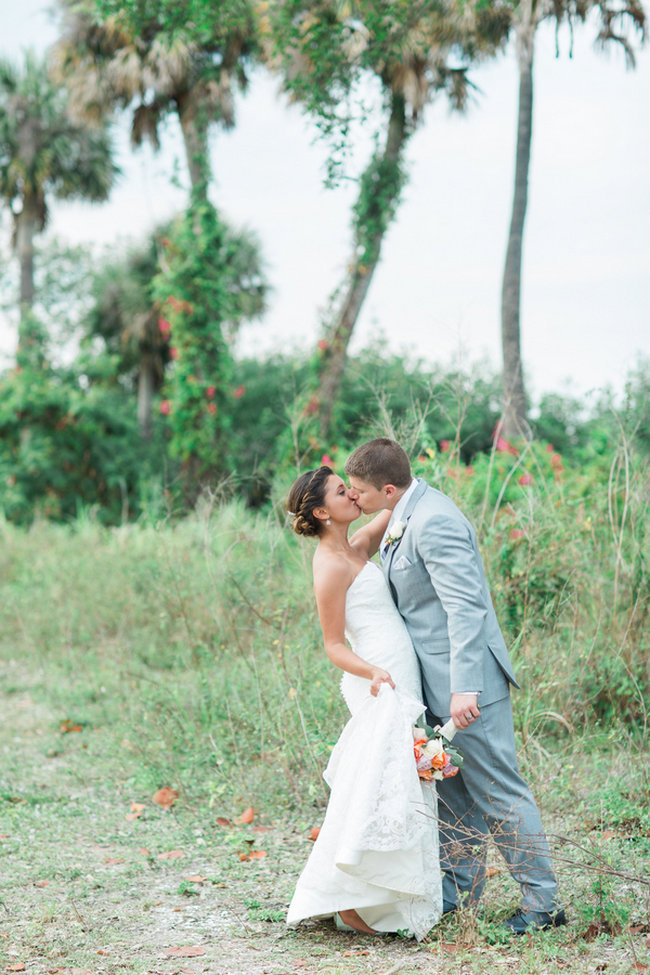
[503,907,567,935]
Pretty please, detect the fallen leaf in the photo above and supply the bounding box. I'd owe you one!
[138,847,150,856]
[163,946,206,957]
[35,880,50,887]
[126,801,146,821]
[633,965,648,973]
[215,817,232,827]
[6,965,27,972]
[308,827,320,841]
[252,825,271,833]
[97,950,110,956]
[186,875,208,883]
[60,719,83,733]
[158,849,184,860]
[239,849,268,861]
[102,858,125,865]
[485,865,501,879]
[601,830,616,840]
[152,787,179,809]
[234,806,255,824]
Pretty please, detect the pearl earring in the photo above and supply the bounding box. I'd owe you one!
[326,519,331,525]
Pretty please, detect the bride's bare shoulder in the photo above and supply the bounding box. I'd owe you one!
[312,549,354,596]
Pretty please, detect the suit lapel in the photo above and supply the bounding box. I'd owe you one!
[385,478,428,577]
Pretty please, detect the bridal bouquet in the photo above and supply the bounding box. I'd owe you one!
[413,719,463,782]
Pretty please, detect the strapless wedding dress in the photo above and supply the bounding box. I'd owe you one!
[286,562,442,940]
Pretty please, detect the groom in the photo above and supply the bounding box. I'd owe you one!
[345,437,565,934]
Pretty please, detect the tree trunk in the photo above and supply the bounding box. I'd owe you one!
[15,202,39,311]
[315,91,408,440]
[14,196,43,365]
[137,357,156,441]
[500,5,535,440]
[177,95,211,200]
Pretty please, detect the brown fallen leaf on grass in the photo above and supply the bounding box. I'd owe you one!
[234,806,255,824]
[308,827,320,841]
[158,849,184,860]
[186,875,208,883]
[239,849,268,861]
[34,880,50,887]
[215,817,233,827]
[138,847,150,856]
[126,802,146,821]
[102,857,125,865]
[60,719,82,733]
[6,965,26,972]
[163,946,206,957]
[152,787,179,808]
[485,865,501,879]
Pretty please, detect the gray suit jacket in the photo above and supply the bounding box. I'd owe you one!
[384,479,519,717]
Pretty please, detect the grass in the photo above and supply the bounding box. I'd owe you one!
[0,448,649,972]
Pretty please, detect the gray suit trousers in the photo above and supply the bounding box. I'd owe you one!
[435,694,559,913]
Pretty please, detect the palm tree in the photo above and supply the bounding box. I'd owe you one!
[500,0,645,439]
[84,221,268,439]
[51,0,257,197]
[267,0,510,438]
[0,50,116,358]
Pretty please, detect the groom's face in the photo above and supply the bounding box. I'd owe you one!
[347,477,392,514]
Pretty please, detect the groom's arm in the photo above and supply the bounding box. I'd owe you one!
[416,514,489,704]
[349,509,391,559]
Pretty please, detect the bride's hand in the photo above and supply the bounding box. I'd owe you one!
[369,668,395,697]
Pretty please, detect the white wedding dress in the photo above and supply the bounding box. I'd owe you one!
[286,561,442,940]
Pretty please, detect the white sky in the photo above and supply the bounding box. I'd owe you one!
[1,1,649,405]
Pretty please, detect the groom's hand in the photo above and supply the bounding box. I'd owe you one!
[450,693,480,730]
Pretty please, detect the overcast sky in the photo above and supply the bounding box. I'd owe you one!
[2,1,649,406]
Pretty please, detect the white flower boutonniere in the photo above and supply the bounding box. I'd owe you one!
[385,520,406,547]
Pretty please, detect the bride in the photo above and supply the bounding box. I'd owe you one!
[285,465,443,939]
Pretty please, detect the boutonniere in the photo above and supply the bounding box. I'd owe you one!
[385,520,406,547]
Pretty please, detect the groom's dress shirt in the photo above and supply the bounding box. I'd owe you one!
[382,477,478,699]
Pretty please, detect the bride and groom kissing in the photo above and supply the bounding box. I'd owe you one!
[285,437,567,939]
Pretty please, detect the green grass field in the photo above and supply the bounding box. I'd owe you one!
[0,476,648,973]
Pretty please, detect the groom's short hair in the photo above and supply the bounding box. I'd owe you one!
[345,438,412,489]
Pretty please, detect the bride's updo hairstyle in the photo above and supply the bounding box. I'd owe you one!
[287,466,334,537]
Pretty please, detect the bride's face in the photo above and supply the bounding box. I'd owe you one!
[322,474,361,526]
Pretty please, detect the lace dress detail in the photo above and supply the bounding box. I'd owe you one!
[286,562,442,940]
